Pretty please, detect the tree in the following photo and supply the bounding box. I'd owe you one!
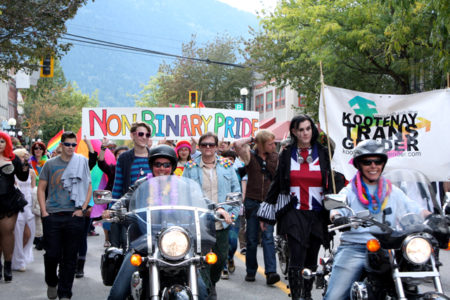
[21,60,98,142]
[246,0,449,119]
[135,35,253,108]
[0,0,91,80]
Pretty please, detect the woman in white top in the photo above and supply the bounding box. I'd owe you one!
[12,148,36,271]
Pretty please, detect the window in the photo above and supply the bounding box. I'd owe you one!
[255,94,264,112]
[298,94,306,107]
[266,90,273,111]
[275,88,285,109]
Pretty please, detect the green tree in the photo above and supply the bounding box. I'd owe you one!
[135,35,253,108]
[246,0,449,119]
[21,60,98,142]
[0,0,91,80]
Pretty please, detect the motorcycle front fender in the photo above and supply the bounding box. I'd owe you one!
[162,284,193,300]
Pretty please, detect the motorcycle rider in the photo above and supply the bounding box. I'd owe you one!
[324,139,433,300]
[103,145,208,300]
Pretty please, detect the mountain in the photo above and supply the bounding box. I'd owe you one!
[61,0,259,107]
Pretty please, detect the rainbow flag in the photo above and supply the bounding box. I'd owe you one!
[47,129,64,153]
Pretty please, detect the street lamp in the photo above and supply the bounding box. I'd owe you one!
[240,88,249,110]
[7,118,17,136]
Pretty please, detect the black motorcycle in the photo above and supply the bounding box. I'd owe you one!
[321,169,450,300]
[95,175,241,300]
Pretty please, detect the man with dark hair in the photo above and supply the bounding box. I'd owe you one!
[111,122,152,248]
[233,130,280,285]
[38,131,92,300]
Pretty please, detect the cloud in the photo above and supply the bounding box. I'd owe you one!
[217,0,277,15]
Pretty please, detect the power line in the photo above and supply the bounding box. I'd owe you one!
[62,33,246,68]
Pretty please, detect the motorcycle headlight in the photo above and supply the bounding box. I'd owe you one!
[158,226,190,260]
[402,235,432,265]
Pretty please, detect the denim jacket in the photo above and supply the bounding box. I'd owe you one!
[183,155,241,229]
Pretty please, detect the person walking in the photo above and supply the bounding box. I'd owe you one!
[0,132,29,282]
[257,114,345,300]
[29,141,48,250]
[183,132,240,300]
[233,130,280,285]
[12,149,36,272]
[111,122,152,248]
[38,131,92,300]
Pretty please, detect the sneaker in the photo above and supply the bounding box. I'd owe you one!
[240,247,247,255]
[228,259,235,273]
[221,269,229,280]
[266,272,280,285]
[104,241,111,247]
[47,286,57,300]
[245,274,255,282]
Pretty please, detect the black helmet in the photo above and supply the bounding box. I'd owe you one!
[149,145,177,172]
[353,139,388,168]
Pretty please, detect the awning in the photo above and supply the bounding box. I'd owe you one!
[259,117,276,129]
[264,120,290,142]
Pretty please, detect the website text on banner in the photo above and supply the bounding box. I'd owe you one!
[82,107,260,141]
[319,86,450,182]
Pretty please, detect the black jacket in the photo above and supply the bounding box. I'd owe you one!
[257,143,345,247]
[115,148,151,198]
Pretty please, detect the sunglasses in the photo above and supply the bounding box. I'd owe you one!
[200,143,216,148]
[153,162,172,168]
[33,147,44,151]
[135,132,151,138]
[360,159,384,166]
[62,142,77,148]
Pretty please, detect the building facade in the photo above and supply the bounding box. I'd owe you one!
[250,78,305,141]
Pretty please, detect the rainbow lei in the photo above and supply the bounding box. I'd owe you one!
[351,171,392,214]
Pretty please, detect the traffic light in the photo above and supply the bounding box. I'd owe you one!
[189,91,198,108]
[40,55,54,78]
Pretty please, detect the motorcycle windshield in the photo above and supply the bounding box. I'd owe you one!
[128,175,216,255]
[370,168,441,240]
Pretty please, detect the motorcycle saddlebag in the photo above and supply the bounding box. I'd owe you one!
[101,247,124,286]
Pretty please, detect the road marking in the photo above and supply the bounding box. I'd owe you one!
[234,252,290,295]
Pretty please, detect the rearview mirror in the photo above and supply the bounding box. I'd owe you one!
[225,192,243,206]
[93,190,115,205]
[323,194,348,210]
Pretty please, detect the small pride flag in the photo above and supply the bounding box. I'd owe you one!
[47,129,64,153]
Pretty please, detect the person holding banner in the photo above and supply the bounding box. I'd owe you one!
[111,122,152,248]
[257,114,345,300]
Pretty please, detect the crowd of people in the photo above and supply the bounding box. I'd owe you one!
[0,112,448,300]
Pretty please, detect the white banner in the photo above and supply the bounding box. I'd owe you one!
[82,107,259,141]
[319,86,450,182]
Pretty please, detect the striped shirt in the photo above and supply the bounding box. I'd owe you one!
[112,157,152,199]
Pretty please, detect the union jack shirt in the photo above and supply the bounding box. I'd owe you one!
[289,146,323,211]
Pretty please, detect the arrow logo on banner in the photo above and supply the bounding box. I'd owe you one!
[416,117,431,131]
[348,96,378,117]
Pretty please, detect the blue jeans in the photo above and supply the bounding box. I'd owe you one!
[324,243,367,300]
[108,252,208,300]
[42,213,85,299]
[244,198,277,275]
[228,218,240,262]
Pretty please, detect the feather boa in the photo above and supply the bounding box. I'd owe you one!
[30,155,48,176]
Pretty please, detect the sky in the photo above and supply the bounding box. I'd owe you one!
[217,0,278,15]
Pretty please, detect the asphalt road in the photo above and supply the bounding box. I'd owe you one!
[1,228,449,299]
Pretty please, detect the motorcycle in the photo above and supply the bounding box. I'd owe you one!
[319,169,450,300]
[94,175,242,300]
